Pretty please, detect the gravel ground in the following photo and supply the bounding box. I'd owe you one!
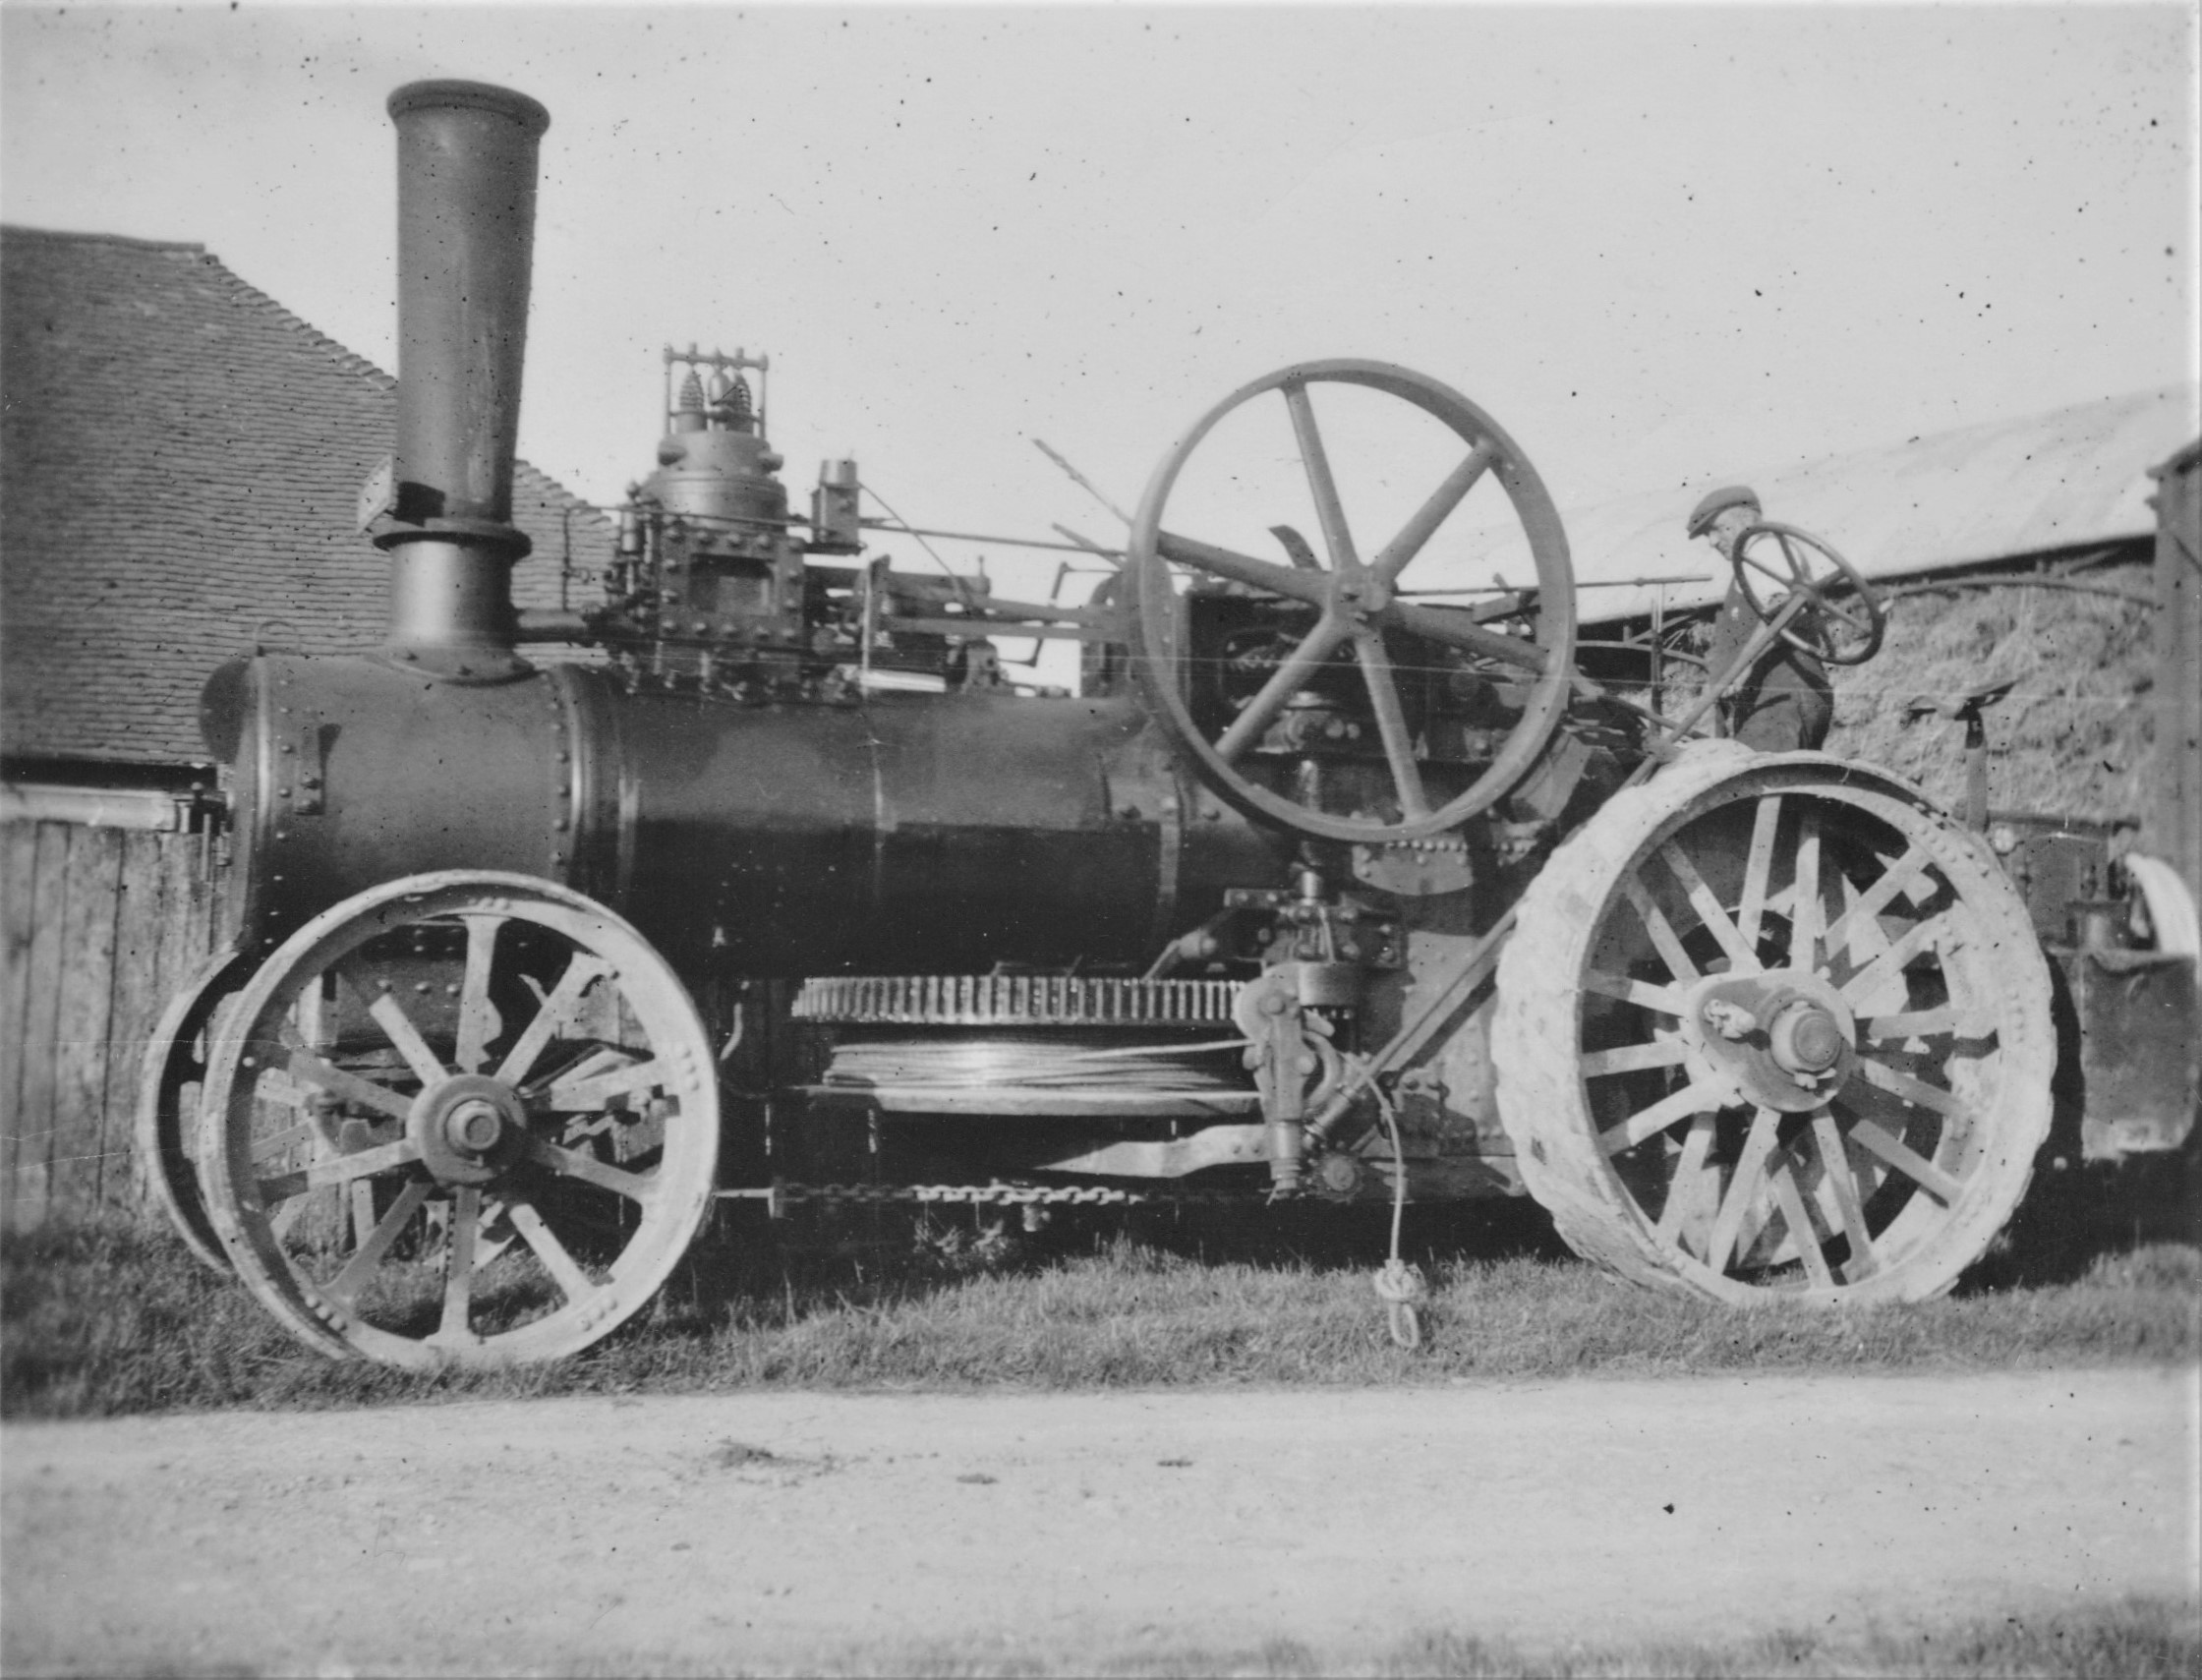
[4,1366,2197,1675]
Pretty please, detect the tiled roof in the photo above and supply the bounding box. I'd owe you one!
[1,226,616,767]
[1448,385,2200,627]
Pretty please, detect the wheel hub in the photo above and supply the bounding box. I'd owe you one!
[1683,969,1857,1114]
[409,1073,528,1186]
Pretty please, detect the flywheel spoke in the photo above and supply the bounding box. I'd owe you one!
[1351,628,1431,819]
[1378,598,1548,673]
[1155,531,1329,608]
[1282,379,1362,573]
[1214,613,1352,763]
[1367,443,1494,586]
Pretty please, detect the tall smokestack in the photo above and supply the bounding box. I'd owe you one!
[377,80,550,669]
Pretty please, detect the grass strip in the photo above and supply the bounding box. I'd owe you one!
[5,1199,2195,1418]
[548,1595,2201,1677]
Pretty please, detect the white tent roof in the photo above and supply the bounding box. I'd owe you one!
[1470,383,2200,626]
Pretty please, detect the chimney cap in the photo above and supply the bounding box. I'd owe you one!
[387,80,550,137]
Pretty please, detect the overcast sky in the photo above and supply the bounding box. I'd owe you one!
[5,3,2196,617]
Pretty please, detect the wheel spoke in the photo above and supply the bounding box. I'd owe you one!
[1213,612,1352,762]
[540,1056,670,1115]
[524,1134,655,1203]
[1846,1114,1964,1204]
[1621,875,1701,983]
[1859,1007,1969,1041]
[1736,795,1783,952]
[255,1136,422,1204]
[1809,1108,1878,1279]
[1659,842,1759,971]
[1821,842,1936,956]
[495,955,613,1085]
[437,1187,480,1342]
[1704,1106,1781,1274]
[1155,531,1330,609]
[264,1033,414,1123]
[1654,1114,1719,1246]
[323,1178,434,1308]
[505,1197,597,1303]
[1367,442,1494,586]
[1789,809,1823,970]
[454,915,506,1073]
[1767,1151,1835,1287]
[1351,628,1431,819]
[1282,379,1362,573]
[1378,598,1548,673]
[359,985,449,1088]
[1839,912,1951,1008]
[1852,1053,1963,1117]
[1583,970,1686,1015]
[1599,1076,1731,1155]
[1581,1036,1688,1077]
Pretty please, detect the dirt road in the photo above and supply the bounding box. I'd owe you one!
[5,1367,2196,1675]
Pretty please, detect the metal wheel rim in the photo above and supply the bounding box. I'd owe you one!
[199,870,720,1368]
[1494,747,2053,1303]
[1128,359,1578,842]
[134,944,256,1273]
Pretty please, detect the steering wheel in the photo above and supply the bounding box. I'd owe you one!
[1127,361,1577,844]
[1729,521,1885,666]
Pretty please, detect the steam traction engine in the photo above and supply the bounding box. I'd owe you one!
[138,81,2165,1368]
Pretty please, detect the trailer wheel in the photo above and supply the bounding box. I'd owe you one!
[1493,744,2054,1303]
[135,945,257,1273]
[199,872,720,1368]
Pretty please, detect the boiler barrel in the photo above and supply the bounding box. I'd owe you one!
[203,654,1284,969]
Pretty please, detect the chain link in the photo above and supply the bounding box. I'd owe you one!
[717,1180,1256,1209]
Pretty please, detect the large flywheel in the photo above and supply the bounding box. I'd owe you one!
[198,871,720,1368]
[1128,361,1577,842]
[1492,742,2055,1303]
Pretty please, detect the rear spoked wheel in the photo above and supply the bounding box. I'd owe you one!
[1493,745,2054,1303]
[199,871,720,1367]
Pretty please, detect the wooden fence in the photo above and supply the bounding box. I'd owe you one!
[2,820,231,1228]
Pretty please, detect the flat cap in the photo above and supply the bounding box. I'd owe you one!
[1686,484,1760,538]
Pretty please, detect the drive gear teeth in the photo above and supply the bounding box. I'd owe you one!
[791,974,1240,1027]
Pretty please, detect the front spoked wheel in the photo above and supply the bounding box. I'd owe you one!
[1493,745,2054,1303]
[199,872,720,1368]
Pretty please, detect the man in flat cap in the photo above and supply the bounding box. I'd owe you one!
[1687,485,1833,752]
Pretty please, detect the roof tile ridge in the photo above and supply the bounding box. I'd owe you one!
[194,249,397,392]
[0,224,207,255]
